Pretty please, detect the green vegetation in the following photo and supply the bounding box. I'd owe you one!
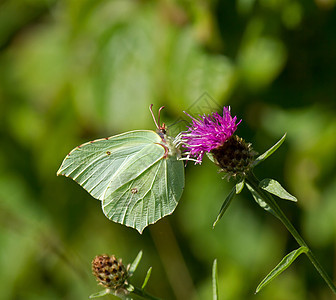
[1,1,336,299]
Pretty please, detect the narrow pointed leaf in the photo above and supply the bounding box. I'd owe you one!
[129,250,143,276]
[255,246,308,294]
[141,267,152,290]
[213,180,245,228]
[236,179,245,194]
[89,289,111,298]
[259,179,297,202]
[213,187,235,228]
[246,183,276,216]
[90,289,131,299]
[206,152,216,163]
[125,284,134,293]
[117,293,133,300]
[252,133,287,167]
[212,259,219,300]
[212,190,233,227]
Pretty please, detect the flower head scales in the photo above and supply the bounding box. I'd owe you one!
[181,107,241,164]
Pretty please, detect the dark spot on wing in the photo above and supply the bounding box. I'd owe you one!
[106,151,111,155]
[131,188,138,194]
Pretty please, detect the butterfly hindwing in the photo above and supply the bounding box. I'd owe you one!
[102,147,184,233]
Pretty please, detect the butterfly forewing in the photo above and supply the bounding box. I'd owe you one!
[57,130,162,200]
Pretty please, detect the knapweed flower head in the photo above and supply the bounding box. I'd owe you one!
[181,107,241,164]
[181,106,255,179]
[92,254,129,291]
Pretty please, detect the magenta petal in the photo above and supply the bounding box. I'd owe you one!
[181,107,241,164]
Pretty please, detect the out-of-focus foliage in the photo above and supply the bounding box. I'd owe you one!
[1,0,336,299]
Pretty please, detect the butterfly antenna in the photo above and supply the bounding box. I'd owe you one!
[149,104,165,130]
[157,106,165,129]
[149,104,160,130]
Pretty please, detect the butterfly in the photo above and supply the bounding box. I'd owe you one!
[57,105,185,233]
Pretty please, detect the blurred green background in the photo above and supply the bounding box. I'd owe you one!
[1,0,336,299]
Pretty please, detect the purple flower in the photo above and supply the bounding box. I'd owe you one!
[181,107,241,164]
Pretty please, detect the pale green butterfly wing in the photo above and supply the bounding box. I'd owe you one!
[57,130,184,233]
[57,130,159,200]
[102,146,184,233]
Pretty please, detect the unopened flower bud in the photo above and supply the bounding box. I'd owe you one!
[92,254,129,290]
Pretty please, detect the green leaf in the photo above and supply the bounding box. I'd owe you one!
[89,289,132,299]
[89,289,111,298]
[212,259,219,300]
[259,179,297,202]
[125,284,134,293]
[255,246,308,293]
[236,180,245,194]
[252,133,287,167]
[129,251,143,276]
[141,267,152,290]
[57,130,185,233]
[246,183,276,216]
[206,152,216,163]
[212,187,235,228]
[213,180,244,228]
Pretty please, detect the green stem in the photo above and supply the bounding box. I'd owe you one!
[131,287,162,300]
[245,172,336,295]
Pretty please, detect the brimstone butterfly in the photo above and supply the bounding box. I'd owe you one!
[57,105,185,233]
